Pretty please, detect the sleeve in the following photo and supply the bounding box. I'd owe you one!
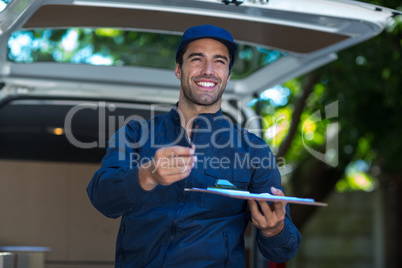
[246,135,302,263]
[86,121,155,219]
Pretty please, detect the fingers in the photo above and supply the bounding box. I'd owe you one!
[153,146,196,168]
[153,149,196,170]
[248,200,276,228]
[153,155,196,169]
[259,201,285,226]
[259,200,274,219]
[155,164,194,176]
[248,187,288,237]
[248,200,262,226]
[157,169,193,186]
[270,187,287,214]
[156,145,195,158]
[149,145,197,186]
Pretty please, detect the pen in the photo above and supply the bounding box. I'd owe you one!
[189,125,199,148]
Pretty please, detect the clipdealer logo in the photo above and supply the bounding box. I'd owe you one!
[63,100,339,168]
[302,101,339,167]
[64,101,148,149]
[63,102,265,152]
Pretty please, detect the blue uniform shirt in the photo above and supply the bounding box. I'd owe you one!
[87,107,301,267]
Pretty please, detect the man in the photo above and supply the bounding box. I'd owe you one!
[87,25,301,267]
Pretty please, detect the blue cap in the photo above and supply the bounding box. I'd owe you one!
[175,25,237,68]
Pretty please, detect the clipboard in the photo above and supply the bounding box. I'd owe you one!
[184,187,327,207]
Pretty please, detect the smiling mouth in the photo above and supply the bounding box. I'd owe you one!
[196,81,217,88]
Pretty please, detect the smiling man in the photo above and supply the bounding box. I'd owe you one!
[177,38,229,106]
[87,25,301,267]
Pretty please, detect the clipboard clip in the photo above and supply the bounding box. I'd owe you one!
[212,179,238,190]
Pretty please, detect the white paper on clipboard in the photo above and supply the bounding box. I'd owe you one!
[184,187,327,207]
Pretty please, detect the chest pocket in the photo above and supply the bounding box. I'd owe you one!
[199,168,251,214]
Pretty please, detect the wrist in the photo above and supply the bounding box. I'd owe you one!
[261,221,285,238]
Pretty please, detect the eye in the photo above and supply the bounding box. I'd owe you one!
[215,59,226,65]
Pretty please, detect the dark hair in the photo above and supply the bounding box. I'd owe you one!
[176,44,234,72]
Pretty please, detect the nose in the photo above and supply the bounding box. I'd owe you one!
[202,60,214,76]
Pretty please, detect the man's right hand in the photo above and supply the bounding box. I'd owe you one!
[138,145,197,191]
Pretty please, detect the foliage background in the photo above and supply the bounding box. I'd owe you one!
[250,0,402,205]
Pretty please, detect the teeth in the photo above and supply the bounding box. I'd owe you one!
[197,82,215,87]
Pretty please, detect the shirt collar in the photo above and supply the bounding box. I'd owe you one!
[169,102,224,125]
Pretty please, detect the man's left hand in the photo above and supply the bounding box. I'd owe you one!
[248,187,287,237]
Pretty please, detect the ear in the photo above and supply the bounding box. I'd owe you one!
[174,63,181,79]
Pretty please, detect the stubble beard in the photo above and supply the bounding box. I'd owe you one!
[180,72,227,107]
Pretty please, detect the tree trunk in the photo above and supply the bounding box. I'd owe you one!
[277,73,319,159]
